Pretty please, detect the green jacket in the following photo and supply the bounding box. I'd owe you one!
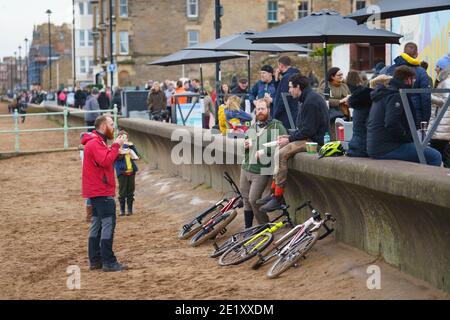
[242,119,287,175]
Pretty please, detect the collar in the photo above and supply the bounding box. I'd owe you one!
[299,86,313,102]
[94,130,108,142]
[400,53,420,66]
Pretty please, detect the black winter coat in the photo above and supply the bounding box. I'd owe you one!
[367,79,413,157]
[288,87,330,146]
[347,85,372,157]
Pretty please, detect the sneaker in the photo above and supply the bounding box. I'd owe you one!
[256,194,274,205]
[102,262,128,272]
[89,263,103,271]
[260,196,285,213]
[118,212,126,217]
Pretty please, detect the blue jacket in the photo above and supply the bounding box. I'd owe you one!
[273,67,300,130]
[384,55,431,128]
[249,79,277,106]
[224,109,253,123]
[114,145,139,177]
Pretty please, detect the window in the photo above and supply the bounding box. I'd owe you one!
[187,0,198,18]
[119,31,129,54]
[298,1,309,19]
[79,2,85,15]
[79,30,86,47]
[355,0,366,10]
[87,1,93,15]
[267,1,278,23]
[187,30,199,47]
[119,0,128,17]
[88,31,94,47]
[111,0,115,16]
[79,57,87,74]
[88,59,94,74]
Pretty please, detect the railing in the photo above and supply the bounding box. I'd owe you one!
[0,106,119,153]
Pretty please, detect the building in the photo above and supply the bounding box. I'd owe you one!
[29,23,73,90]
[0,56,27,93]
[88,0,377,88]
[74,0,95,87]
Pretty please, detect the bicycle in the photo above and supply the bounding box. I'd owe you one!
[177,172,243,247]
[218,206,295,266]
[210,207,290,258]
[265,201,336,279]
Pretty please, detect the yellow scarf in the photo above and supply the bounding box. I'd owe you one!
[400,53,420,66]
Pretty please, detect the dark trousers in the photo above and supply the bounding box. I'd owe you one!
[88,196,117,266]
[118,174,135,201]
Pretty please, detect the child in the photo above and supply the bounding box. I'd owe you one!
[114,131,140,216]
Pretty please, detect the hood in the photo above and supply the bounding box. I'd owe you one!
[81,131,97,145]
[225,109,253,122]
[370,78,408,103]
[349,86,372,109]
[370,74,393,89]
[394,53,420,67]
[283,67,300,77]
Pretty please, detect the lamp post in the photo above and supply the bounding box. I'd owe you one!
[214,0,222,126]
[46,9,52,90]
[109,0,114,91]
[13,51,17,90]
[18,45,22,90]
[72,0,77,88]
[25,38,29,91]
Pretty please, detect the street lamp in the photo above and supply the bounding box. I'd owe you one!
[13,51,17,90]
[72,0,76,88]
[46,9,52,90]
[25,38,29,90]
[18,45,22,90]
[109,0,114,92]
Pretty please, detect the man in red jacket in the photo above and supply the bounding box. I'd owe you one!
[82,115,127,272]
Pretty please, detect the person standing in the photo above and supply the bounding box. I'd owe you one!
[249,65,277,110]
[114,131,140,216]
[84,88,101,132]
[272,56,301,130]
[82,115,128,272]
[98,90,111,110]
[75,86,87,109]
[240,99,287,227]
[147,82,166,120]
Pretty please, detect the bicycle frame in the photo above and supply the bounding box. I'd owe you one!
[243,220,289,254]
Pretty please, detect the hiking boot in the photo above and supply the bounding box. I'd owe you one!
[89,263,102,271]
[102,262,129,272]
[260,196,285,213]
[256,194,274,206]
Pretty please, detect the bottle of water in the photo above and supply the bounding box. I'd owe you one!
[324,132,331,144]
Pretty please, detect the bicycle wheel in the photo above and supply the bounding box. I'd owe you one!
[178,205,224,240]
[210,225,265,258]
[251,230,296,270]
[219,232,274,266]
[189,209,238,247]
[267,232,318,279]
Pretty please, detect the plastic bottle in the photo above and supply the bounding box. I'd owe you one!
[324,132,331,144]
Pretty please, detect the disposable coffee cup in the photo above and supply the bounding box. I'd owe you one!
[307,142,318,154]
[263,141,278,148]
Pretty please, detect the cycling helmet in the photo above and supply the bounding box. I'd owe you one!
[318,141,345,159]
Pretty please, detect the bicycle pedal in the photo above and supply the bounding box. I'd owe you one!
[219,228,227,235]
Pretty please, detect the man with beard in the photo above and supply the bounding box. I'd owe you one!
[81,115,129,272]
[240,99,287,228]
[259,74,329,213]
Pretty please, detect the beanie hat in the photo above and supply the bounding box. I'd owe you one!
[436,55,450,70]
[260,65,274,74]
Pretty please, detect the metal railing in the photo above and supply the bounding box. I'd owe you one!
[0,105,119,153]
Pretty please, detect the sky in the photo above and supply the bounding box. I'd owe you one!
[0,0,72,59]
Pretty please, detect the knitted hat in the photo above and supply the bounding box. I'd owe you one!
[436,55,450,70]
[260,65,274,74]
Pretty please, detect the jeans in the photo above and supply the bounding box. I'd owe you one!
[88,196,117,266]
[373,143,442,167]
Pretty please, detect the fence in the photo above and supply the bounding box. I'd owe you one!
[0,106,119,153]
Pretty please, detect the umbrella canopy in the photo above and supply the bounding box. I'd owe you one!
[248,9,403,99]
[347,0,450,24]
[186,30,311,86]
[187,30,311,53]
[248,10,403,45]
[148,49,248,66]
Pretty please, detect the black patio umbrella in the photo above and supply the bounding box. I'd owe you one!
[148,49,248,93]
[347,0,450,24]
[248,9,402,99]
[186,30,311,86]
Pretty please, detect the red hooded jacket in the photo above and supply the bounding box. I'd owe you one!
[81,131,120,199]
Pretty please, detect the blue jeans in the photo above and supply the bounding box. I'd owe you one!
[373,143,442,167]
[88,196,117,266]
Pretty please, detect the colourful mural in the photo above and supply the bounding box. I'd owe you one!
[392,10,450,81]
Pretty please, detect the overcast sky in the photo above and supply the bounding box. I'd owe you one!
[0,0,72,59]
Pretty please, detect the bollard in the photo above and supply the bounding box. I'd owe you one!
[13,109,20,152]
